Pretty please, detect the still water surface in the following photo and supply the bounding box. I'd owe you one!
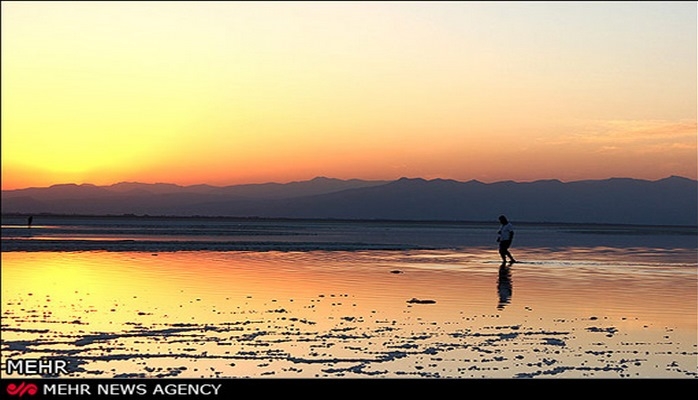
[2,244,696,378]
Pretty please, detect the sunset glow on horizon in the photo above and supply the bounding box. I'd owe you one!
[2,1,696,190]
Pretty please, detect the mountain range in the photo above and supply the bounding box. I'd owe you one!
[2,176,696,226]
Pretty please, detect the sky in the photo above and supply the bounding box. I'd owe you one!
[2,1,696,190]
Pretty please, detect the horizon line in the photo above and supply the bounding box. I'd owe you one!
[2,174,695,192]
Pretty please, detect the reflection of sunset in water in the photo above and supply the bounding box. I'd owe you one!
[2,249,696,378]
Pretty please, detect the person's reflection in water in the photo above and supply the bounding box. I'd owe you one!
[497,264,512,310]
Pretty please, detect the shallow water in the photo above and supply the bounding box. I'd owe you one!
[2,215,697,251]
[2,245,696,378]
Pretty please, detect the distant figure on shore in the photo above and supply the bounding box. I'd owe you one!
[497,264,512,310]
[497,215,516,265]
[27,216,33,229]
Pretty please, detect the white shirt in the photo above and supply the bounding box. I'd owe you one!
[498,223,514,241]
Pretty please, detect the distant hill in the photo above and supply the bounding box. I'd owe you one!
[2,176,696,226]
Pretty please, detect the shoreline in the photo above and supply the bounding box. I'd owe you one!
[3,216,697,253]
[3,213,698,229]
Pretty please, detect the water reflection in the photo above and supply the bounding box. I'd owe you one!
[497,264,512,310]
[2,250,696,378]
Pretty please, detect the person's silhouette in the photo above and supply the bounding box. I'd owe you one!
[496,215,516,265]
[27,216,33,229]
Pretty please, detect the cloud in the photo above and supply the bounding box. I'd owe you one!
[538,119,696,152]
[579,119,694,141]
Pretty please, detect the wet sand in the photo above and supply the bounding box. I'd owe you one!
[1,248,696,378]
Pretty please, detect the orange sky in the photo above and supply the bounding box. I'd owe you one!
[2,1,696,190]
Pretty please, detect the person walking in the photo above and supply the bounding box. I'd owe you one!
[497,215,516,265]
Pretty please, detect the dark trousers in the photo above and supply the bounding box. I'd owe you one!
[499,240,513,260]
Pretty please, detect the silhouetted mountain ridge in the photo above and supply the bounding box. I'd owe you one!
[2,176,696,225]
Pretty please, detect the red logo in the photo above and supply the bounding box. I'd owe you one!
[6,382,38,397]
